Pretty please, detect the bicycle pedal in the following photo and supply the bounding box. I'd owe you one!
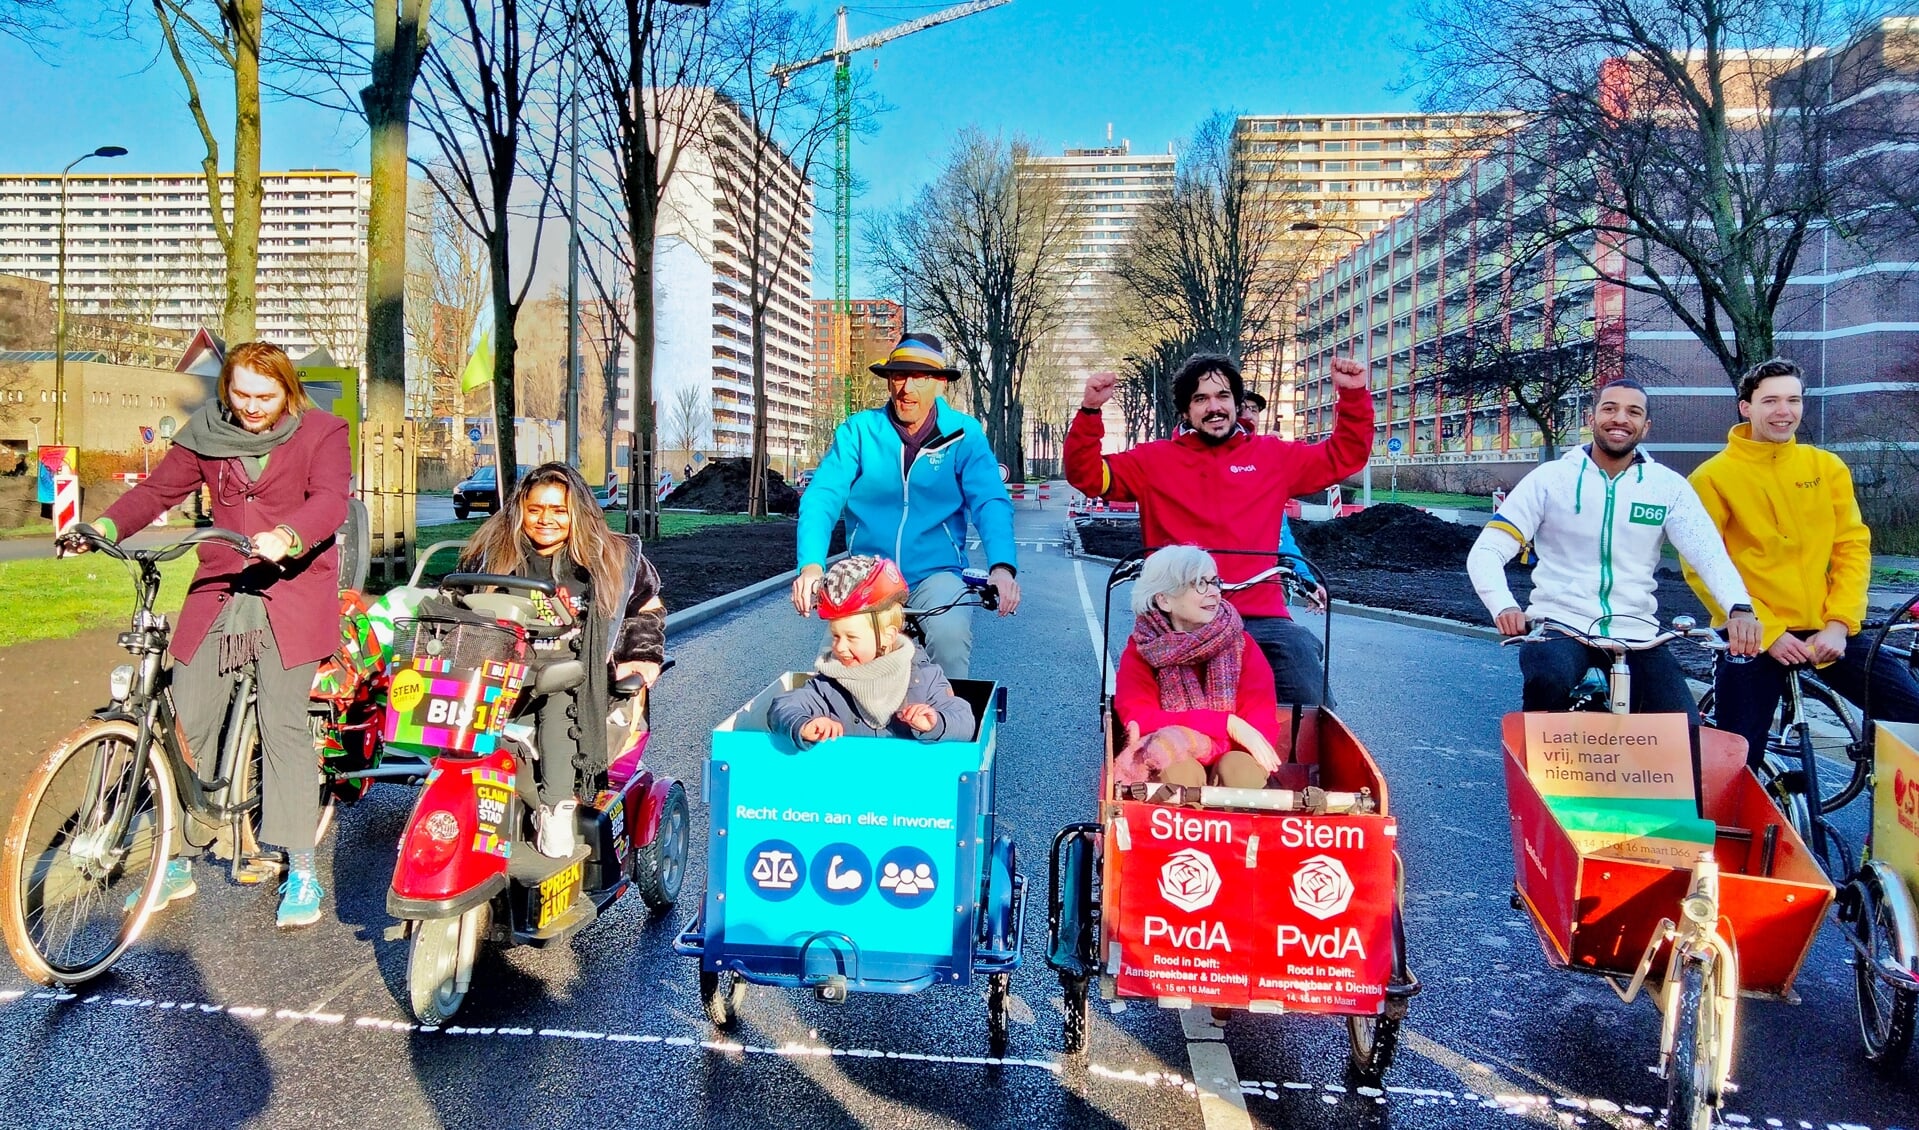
[234,856,284,885]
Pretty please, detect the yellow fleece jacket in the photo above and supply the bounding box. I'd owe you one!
[1682,423,1871,649]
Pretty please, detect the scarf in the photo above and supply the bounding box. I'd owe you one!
[1132,601,1245,713]
[173,405,299,673]
[815,637,918,728]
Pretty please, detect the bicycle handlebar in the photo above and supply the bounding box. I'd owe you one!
[57,523,253,563]
[1502,616,1728,653]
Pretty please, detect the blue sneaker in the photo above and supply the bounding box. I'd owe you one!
[276,871,325,929]
[129,858,196,912]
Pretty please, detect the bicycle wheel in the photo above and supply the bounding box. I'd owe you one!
[1665,954,1718,1130]
[1852,870,1918,1067]
[0,718,176,985]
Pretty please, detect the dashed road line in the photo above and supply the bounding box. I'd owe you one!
[0,987,1902,1129]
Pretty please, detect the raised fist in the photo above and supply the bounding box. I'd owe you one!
[1330,356,1368,391]
[1081,371,1118,409]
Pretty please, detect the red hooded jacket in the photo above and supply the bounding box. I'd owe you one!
[1065,387,1373,618]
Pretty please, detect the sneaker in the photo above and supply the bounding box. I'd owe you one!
[276,871,325,929]
[128,858,197,912]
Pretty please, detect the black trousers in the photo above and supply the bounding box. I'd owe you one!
[1519,637,1702,806]
[1243,615,1331,707]
[1713,632,1919,769]
[172,632,320,850]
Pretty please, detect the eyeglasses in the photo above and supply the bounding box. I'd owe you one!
[1191,576,1222,593]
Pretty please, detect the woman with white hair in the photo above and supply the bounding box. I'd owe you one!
[1112,546,1283,787]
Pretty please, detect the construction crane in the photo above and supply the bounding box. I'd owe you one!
[772,1,1011,415]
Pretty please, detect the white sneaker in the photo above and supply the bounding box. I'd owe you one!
[537,800,578,858]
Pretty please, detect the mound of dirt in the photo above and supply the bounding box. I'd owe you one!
[663,458,799,514]
[1072,503,1481,575]
[1291,503,1482,574]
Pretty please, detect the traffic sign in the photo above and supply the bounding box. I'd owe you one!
[141,426,155,445]
[1386,437,1403,454]
[468,425,483,443]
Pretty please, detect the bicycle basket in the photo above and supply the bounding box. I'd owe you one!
[390,616,527,669]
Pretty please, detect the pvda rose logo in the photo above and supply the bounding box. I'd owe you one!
[1290,854,1355,920]
[1158,848,1222,913]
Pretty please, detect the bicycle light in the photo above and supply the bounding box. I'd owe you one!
[1681,892,1716,927]
[108,664,135,703]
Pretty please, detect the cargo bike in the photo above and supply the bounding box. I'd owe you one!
[1045,550,1418,1082]
[1500,617,1835,1130]
[675,577,1027,1052]
[1839,594,1919,1068]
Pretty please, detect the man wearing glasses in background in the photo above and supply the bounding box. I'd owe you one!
[793,332,1020,679]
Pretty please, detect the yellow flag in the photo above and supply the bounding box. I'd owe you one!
[460,308,494,393]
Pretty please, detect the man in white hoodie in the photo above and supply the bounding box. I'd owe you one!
[1468,380,1763,717]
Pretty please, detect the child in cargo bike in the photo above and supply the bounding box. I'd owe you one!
[769,555,974,747]
[1112,546,1284,788]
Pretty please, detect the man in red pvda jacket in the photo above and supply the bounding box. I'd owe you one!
[1067,353,1373,705]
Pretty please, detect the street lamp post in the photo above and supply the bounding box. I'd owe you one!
[54,145,128,447]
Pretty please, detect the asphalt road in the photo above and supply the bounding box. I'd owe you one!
[1,507,1914,1130]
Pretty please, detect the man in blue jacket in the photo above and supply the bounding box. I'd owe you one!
[793,333,1020,678]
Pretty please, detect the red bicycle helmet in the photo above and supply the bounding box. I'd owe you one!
[817,555,909,620]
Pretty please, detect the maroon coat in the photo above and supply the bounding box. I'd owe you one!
[101,410,351,670]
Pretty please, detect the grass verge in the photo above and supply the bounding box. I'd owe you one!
[1368,490,1497,511]
[0,555,192,648]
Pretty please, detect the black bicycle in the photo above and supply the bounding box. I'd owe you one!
[1,526,337,984]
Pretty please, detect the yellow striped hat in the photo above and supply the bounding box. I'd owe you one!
[870,332,961,379]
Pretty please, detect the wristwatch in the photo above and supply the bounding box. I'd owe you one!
[1729,603,1754,616]
[1078,405,1102,415]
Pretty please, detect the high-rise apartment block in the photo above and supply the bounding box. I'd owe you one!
[0,171,368,361]
[1017,139,1176,453]
[650,91,816,461]
[810,298,901,411]
[1235,113,1515,436]
[1294,19,1919,481]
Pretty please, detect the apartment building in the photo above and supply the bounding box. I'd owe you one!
[650,91,816,461]
[0,171,368,361]
[1235,113,1516,436]
[1293,19,1919,481]
[809,297,902,418]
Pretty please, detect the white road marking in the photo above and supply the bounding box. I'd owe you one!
[1185,1039,1254,1130]
[1071,556,1116,693]
[0,987,1899,1128]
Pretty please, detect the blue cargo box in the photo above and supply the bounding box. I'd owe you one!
[697,675,1003,992]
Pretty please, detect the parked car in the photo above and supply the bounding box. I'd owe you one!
[452,466,498,519]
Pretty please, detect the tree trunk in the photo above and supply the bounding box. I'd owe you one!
[224,0,264,344]
[747,311,769,518]
[489,269,518,492]
[627,212,659,539]
[361,0,430,433]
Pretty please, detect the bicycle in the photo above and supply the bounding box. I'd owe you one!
[1500,616,1832,1130]
[1,525,348,984]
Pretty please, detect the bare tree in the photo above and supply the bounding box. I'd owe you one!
[1,0,60,47]
[1429,304,1598,459]
[403,178,491,433]
[1111,113,1316,372]
[270,247,366,361]
[413,0,570,488]
[869,130,1083,477]
[665,382,707,459]
[703,2,835,516]
[1411,0,1918,385]
[575,0,717,537]
[141,0,266,343]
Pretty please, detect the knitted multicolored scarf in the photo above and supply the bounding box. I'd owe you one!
[1131,601,1245,713]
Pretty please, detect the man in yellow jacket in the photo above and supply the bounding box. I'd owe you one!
[1684,358,1919,766]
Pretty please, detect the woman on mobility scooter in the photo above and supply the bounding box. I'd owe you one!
[459,462,666,854]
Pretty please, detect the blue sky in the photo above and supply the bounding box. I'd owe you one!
[0,1,1428,296]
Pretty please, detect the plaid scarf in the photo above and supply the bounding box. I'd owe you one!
[1131,601,1245,713]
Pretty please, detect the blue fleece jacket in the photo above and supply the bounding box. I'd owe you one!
[797,399,1018,586]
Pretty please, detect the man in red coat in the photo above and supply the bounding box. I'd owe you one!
[1067,353,1373,704]
[72,341,351,928]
